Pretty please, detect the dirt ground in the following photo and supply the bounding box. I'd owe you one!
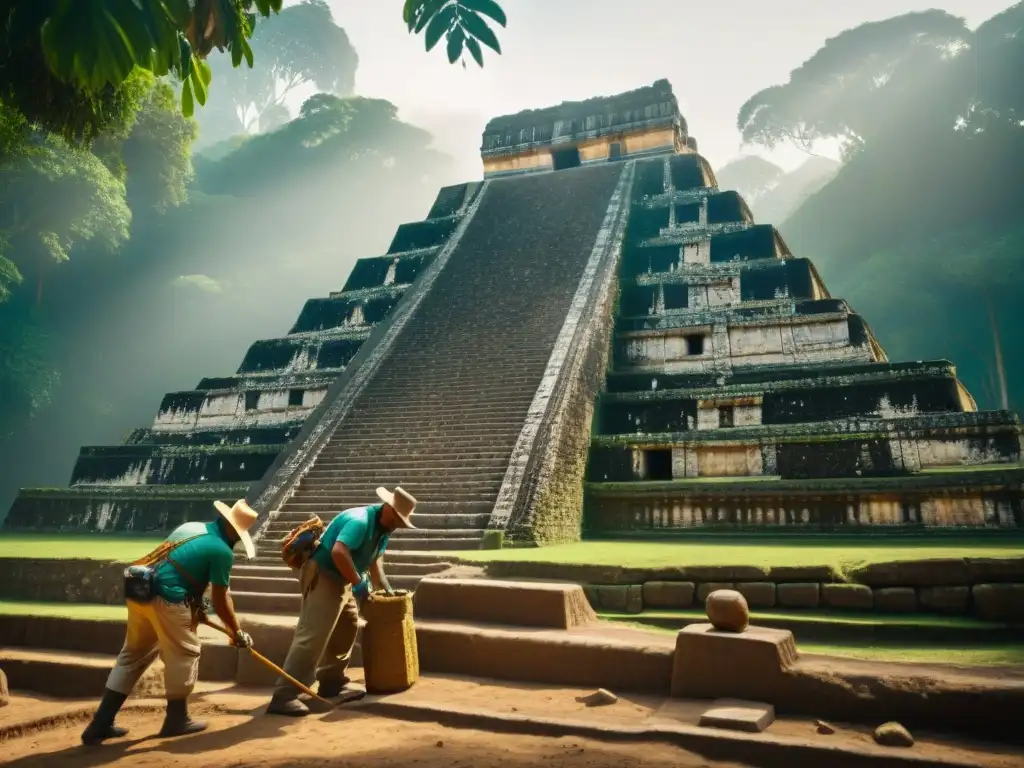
[1,676,1022,767]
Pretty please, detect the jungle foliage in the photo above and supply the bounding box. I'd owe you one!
[742,4,1024,410]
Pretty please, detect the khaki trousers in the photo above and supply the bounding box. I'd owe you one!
[106,598,201,698]
[274,560,359,699]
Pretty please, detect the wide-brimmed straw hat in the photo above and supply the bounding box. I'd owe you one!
[213,499,258,559]
[376,486,417,529]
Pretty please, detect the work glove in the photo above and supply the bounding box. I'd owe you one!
[353,575,370,606]
[232,629,253,649]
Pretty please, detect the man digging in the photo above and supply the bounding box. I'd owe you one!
[80,499,257,745]
[267,486,416,717]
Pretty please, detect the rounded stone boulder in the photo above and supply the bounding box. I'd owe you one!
[0,667,8,708]
[706,589,750,633]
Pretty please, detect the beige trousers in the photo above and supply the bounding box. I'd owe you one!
[106,598,201,698]
[274,560,359,699]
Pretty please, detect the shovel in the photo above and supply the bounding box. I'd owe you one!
[200,615,333,706]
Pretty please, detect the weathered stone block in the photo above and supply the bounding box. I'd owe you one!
[671,624,799,701]
[767,566,837,583]
[973,584,1024,622]
[776,583,819,609]
[821,584,874,611]
[965,558,1024,584]
[642,581,695,609]
[416,579,597,628]
[697,582,734,604]
[735,582,776,609]
[699,699,775,733]
[848,559,970,588]
[597,585,643,614]
[874,587,918,613]
[688,566,769,582]
[918,586,969,615]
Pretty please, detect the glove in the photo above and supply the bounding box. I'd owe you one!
[232,629,253,649]
[353,575,370,600]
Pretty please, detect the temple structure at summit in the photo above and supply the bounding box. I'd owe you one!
[7,79,1022,591]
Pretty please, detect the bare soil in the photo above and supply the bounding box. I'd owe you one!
[1,675,1021,767]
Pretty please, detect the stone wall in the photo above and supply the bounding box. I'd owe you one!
[0,558,124,604]
[483,557,1024,621]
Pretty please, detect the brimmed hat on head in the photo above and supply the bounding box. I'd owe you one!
[213,499,258,559]
[376,486,417,529]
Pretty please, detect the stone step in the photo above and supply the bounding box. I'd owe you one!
[294,480,502,495]
[231,591,301,614]
[307,454,511,468]
[334,420,528,435]
[261,528,484,549]
[233,565,292,579]
[336,401,534,418]
[288,491,496,504]
[263,512,491,534]
[301,468,507,483]
[0,648,166,699]
[382,561,452,576]
[378,536,483,551]
[232,575,299,594]
[277,501,494,515]
[384,552,457,565]
[320,433,522,449]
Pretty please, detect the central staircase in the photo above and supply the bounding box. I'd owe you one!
[231,162,627,612]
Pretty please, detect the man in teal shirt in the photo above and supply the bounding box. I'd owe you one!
[81,499,258,745]
[267,486,417,716]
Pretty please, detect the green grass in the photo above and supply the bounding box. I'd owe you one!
[799,643,1024,667]
[455,536,1024,572]
[0,533,161,561]
[0,600,127,620]
[599,608,999,630]
[605,619,1024,668]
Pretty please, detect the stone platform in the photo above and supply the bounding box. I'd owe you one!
[2,578,1023,742]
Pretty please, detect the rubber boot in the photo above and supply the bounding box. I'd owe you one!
[157,697,207,738]
[80,688,129,746]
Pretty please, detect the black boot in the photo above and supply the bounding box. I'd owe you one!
[80,688,129,746]
[157,698,207,738]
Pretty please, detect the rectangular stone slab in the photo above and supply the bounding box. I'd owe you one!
[671,623,798,701]
[413,578,597,629]
[699,698,775,733]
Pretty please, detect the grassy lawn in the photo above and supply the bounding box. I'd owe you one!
[456,536,1024,572]
[0,533,161,561]
[0,600,127,620]
[606,619,1024,668]
[599,608,1000,630]
[799,642,1024,667]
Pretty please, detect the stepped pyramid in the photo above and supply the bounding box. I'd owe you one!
[7,80,1021,605]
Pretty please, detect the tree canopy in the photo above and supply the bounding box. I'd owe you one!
[737,10,972,154]
[195,0,359,147]
[0,1,508,145]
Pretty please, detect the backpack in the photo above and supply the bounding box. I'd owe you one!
[124,533,205,604]
[281,515,326,569]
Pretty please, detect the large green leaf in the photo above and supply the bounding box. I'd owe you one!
[466,36,484,67]
[461,0,507,27]
[447,25,466,64]
[459,8,501,53]
[424,5,457,52]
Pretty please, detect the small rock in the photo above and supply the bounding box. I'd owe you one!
[0,668,8,708]
[435,740,444,748]
[815,719,835,735]
[575,688,618,707]
[706,589,750,632]
[874,722,914,748]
